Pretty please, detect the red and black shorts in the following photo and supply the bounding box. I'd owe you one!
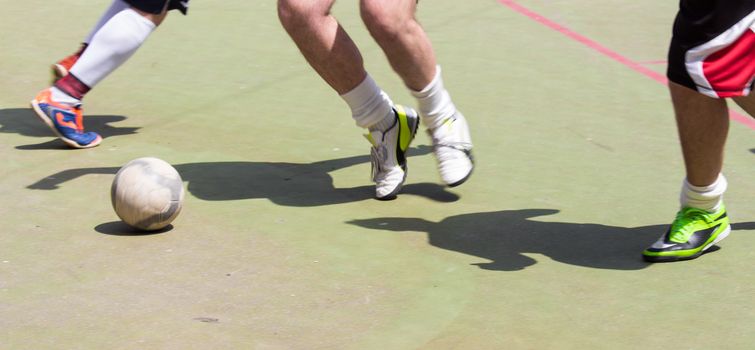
[667,0,755,98]
[124,0,189,15]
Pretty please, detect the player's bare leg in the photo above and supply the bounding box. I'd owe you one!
[642,1,752,262]
[278,0,419,199]
[732,92,755,117]
[642,82,733,262]
[670,81,730,187]
[362,0,474,186]
[360,0,435,91]
[277,0,366,94]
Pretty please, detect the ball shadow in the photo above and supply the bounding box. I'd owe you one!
[95,221,173,236]
[28,145,458,206]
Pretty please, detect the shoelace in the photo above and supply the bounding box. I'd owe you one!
[669,208,711,242]
[369,143,389,182]
[429,118,471,163]
[431,137,472,163]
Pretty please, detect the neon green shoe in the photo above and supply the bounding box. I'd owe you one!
[643,206,730,262]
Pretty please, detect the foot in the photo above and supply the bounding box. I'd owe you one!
[365,105,419,200]
[427,111,474,187]
[51,44,86,81]
[643,206,731,262]
[30,89,102,148]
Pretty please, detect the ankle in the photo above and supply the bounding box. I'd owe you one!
[368,110,396,133]
[680,174,727,213]
[49,87,81,106]
[54,74,90,101]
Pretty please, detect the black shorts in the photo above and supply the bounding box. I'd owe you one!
[124,0,189,15]
[667,0,755,98]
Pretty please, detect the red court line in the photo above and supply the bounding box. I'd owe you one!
[497,0,755,130]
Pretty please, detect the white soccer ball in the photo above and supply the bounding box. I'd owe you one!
[111,157,184,231]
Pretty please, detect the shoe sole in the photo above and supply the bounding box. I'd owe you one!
[30,99,101,149]
[375,172,406,201]
[51,64,68,83]
[642,225,731,263]
[446,152,474,187]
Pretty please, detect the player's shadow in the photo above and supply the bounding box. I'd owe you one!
[0,108,138,149]
[27,146,458,206]
[348,209,755,271]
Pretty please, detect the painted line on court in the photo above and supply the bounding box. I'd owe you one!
[497,0,755,130]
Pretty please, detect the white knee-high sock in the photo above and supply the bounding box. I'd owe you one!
[340,74,395,131]
[69,8,156,88]
[84,0,130,44]
[680,174,727,212]
[410,65,457,130]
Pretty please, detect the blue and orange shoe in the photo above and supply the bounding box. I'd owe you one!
[30,89,102,148]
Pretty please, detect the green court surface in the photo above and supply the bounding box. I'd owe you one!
[2,1,754,349]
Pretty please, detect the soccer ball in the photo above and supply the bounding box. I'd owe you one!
[111,157,184,231]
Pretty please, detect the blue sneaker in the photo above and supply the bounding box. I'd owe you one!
[30,88,102,148]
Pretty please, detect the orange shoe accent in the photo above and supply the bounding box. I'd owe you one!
[35,89,71,111]
[30,88,101,149]
[54,111,80,130]
[51,44,86,80]
[34,88,84,131]
[35,89,53,103]
[57,54,79,71]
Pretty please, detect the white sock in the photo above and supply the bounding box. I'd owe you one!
[340,74,395,131]
[680,174,727,213]
[50,87,81,106]
[410,65,457,130]
[84,0,130,44]
[69,8,156,88]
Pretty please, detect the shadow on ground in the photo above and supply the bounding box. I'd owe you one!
[0,108,138,149]
[348,210,755,271]
[27,146,458,206]
[95,221,174,236]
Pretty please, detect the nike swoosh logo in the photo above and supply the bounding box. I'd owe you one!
[694,223,721,240]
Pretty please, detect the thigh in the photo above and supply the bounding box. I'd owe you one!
[360,0,417,19]
[278,0,336,17]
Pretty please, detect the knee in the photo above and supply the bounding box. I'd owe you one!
[360,0,408,42]
[278,0,320,30]
[145,12,167,26]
